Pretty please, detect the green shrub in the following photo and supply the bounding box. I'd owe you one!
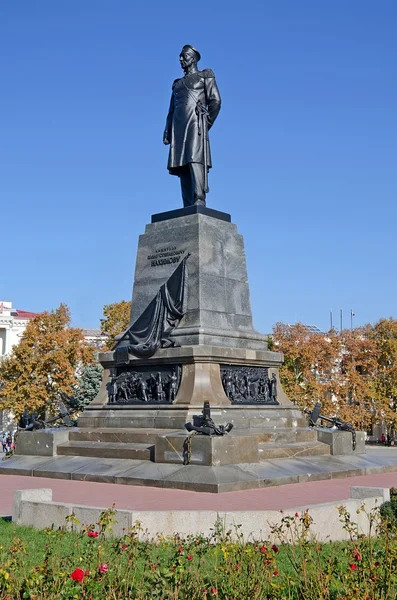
[380,499,397,525]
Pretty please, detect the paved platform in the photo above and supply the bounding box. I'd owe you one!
[11,482,391,542]
[2,446,397,492]
[1,469,397,518]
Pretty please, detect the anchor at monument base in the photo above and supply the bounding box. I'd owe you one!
[185,401,234,436]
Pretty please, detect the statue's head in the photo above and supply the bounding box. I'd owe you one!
[179,45,200,70]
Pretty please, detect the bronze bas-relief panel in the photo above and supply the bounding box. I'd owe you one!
[108,365,181,405]
[220,365,279,405]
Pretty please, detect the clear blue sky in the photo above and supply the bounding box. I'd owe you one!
[1,1,396,333]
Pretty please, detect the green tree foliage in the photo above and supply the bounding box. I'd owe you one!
[0,304,95,417]
[70,363,103,412]
[100,300,131,351]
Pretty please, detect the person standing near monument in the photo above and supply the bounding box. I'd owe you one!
[163,45,221,207]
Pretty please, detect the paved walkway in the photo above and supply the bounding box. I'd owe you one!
[1,471,397,517]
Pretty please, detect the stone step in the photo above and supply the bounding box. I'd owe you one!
[259,441,330,460]
[69,428,178,445]
[68,426,316,447]
[251,428,317,444]
[227,417,308,429]
[79,409,309,431]
[57,441,154,461]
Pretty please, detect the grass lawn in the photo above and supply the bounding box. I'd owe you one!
[0,505,396,599]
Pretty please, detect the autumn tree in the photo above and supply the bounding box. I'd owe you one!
[368,318,397,429]
[271,322,379,429]
[272,322,340,412]
[332,328,378,428]
[100,300,131,350]
[0,304,95,417]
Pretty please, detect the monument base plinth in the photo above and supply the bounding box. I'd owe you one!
[316,429,366,455]
[155,432,259,466]
[15,429,71,457]
[78,343,292,429]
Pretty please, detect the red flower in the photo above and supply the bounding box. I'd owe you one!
[99,563,108,574]
[272,544,279,553]
[316,545,322,551]
[70,568,85,582]
[295,512,299,517]
[187,554,193,561]
[211,589,217,596]
[235,563,240,569]
[122,543,127,550]
[353,550,362,561]
[260,545,267,553]
[87,531,98,538]
[375,561,381,567]
[85,570,89,576]
[273,570,279,576]
[178,546,184,554]
[350,563,357,571]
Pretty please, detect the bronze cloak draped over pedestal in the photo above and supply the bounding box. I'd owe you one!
[114,255,189,362]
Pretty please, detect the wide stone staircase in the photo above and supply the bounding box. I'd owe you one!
[6,405,383,493]
[56,408,330,463]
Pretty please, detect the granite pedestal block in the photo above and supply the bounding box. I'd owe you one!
[155,432,259,466]
[129,210,268,350]
[16,429,71,457]
[316,429,365,455]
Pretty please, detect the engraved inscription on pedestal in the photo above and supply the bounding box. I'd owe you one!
[148,246,186,268]
[220,365,279,405]
[108,365,181,405]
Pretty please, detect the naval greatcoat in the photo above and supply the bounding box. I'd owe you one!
[164,69,221,175]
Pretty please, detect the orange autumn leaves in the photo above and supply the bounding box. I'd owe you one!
[0,304,95,417]
[100,300,131,351]
[272,319,397,429]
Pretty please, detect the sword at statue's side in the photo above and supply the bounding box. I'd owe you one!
[203,113,209,193]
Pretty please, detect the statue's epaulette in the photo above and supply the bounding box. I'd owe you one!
[172,78,181,88]
[201,68,215,78]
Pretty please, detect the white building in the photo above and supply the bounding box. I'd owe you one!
[0,301,37,358]
[82,328,107,349]
[0,303,106,356]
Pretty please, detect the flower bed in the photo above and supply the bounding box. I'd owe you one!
[0,503,397,599]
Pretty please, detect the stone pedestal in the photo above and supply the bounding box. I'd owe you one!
[15,429,71,457]
[79,207,291,430]
[155,432,259,466]
[130,206,268,350]
[316,429,366,455]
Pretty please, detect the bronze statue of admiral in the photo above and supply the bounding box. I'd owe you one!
[163,45,221,207]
